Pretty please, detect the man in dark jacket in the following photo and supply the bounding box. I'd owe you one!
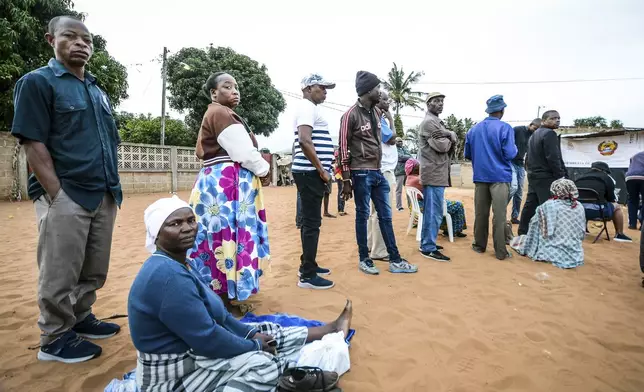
[339,71,418,275]
[394,138,412,211]
[517,110,566,235]
[575,161,632,242]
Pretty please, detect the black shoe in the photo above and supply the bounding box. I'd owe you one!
[615,233,633,243]
[298,275,335,290]
[419,245,443,251]
[72,313,120,339]
[471,245,485,253]
[420,250,451,262]
[38,331,102,364]
[511,218,520,224]
[456,232,467,238]
[298,267,330,277]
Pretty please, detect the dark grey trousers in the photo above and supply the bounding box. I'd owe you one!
[34,189,117,344]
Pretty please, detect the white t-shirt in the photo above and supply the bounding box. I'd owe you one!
[381,142,398,172]
[292,100,334,173]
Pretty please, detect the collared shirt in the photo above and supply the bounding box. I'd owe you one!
[11,58,122,211]
[464,116,517,183]
[418,112,456,187]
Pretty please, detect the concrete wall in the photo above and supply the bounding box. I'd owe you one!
[0,133,18,200]
[119,171,173,194]
[451,163,474,189]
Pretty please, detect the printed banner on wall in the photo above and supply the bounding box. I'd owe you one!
[560,131,643,168]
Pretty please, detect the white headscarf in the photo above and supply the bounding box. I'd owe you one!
[144,195,192,254]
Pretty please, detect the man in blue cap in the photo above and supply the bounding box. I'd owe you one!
[464,95,518,260]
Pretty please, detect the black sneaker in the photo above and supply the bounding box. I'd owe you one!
[298,267,331,277]
[511,218,521,224]
[420,250,451,262]
[615,233,633,243]
[38,330,102,363]
[72,313,120,339]
[298,275,335,290]
[419,245,443,251]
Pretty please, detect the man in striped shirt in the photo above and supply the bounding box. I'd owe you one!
[292,74,336,290]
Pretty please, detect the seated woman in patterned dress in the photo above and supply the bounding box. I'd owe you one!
[404,158,467,238]
[510,179,586,269]
[188,72,271,306]
[129,196,351,392]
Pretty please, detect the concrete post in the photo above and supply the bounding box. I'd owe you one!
[170,146,178,193]
[17,146,29,200]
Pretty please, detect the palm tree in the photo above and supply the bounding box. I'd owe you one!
[383,63,425,134]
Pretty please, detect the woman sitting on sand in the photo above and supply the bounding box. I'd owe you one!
[129,196,352,391]
[405,158,467,238]
[510,179,586,269]
[188,72,271,304]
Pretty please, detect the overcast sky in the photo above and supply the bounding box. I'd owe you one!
[75,0,644,152]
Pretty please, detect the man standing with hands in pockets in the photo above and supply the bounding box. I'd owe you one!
[11,16,122,363]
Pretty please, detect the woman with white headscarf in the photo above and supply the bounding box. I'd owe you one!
[129,196,351,392]
[510,179,586,268]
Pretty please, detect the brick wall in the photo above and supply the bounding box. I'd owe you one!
[177,171,197,191]
[0,133,17,200]
[119,171,172,194]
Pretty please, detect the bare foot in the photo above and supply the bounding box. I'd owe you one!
[333,300,352,337]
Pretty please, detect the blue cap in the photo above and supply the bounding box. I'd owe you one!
[301,74,336,90]
[485,94,507,114]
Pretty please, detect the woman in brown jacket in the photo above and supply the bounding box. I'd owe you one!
[188,72,271,303]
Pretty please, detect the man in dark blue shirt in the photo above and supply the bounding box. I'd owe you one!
[11,16,121,363]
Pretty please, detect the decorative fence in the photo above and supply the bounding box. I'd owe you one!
[117,143,202,194]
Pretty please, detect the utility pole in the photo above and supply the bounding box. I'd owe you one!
[160,46,168,146]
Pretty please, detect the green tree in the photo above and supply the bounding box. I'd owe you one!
[383,62,425,133]
[610,119,623,129]
[165,46,286,137]
[0,0,128,132]
[573,116,608,128]
[444,114,476,161]
[118,113,195,147]
[404,125,420,154]
[393,114,404,138]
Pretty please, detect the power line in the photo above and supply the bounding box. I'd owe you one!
[332,76,644,86]
[278,89,532,123]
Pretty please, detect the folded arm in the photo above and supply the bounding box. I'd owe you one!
[218,124,270,177]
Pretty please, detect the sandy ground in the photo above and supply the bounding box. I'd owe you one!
[0,186,643,392]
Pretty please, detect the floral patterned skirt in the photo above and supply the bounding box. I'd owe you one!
[188,162,270,301]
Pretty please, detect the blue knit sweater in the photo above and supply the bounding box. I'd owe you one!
[128,252,261,358]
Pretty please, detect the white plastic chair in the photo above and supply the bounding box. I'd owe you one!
[406,187,454,243]
[443,198,454,243]
[406,187,424,242]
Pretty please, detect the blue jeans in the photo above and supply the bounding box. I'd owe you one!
[509,163,525,219]
[351,170,401,262]
[420,186,445,253]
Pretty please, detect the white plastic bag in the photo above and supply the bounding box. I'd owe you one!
[296,331,350,376]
